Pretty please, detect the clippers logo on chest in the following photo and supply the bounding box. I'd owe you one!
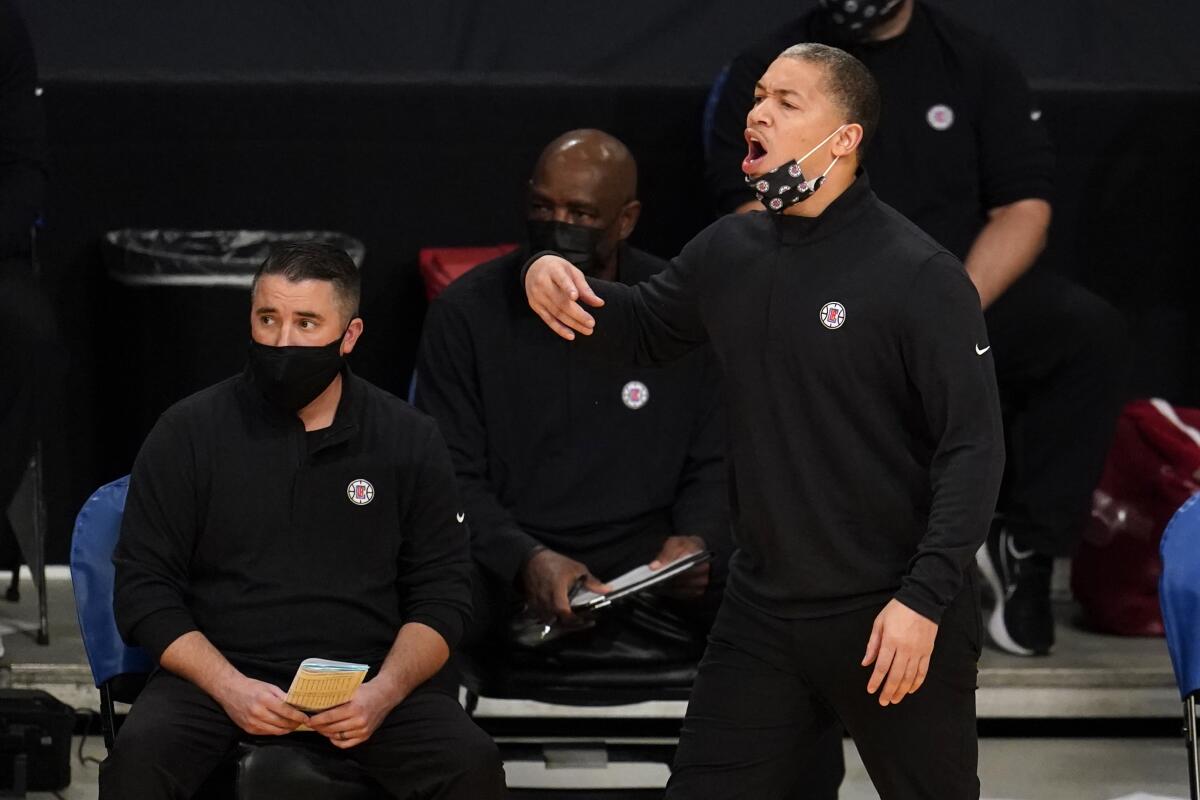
[621,381,650,410]
[819,301,847,330]
[346,479,375,506]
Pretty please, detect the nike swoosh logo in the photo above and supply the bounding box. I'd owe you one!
[456,512,465,523]
[976,345,991,356]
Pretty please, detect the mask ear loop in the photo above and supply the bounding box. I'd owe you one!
[795,124,848,167]
[808,125,848,191]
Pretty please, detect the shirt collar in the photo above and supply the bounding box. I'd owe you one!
[771,169,875,245]
[239,362,361,450]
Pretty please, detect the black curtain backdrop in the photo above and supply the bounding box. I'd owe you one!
[9,2,1200,561]
[14,0,1200,87]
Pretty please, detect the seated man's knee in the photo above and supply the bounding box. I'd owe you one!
[100,721,183,795]
[441,725,504,794]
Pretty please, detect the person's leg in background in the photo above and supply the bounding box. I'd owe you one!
[0,263,59,612]
[977,271,1131,655]
[666,594,846,800]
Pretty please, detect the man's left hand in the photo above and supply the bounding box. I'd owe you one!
[307,679,398,749]
[650,535,709,599]
[861,599,938,707]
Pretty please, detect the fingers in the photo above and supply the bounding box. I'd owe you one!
[553,266,579,300]
[552,583,575,620]
[582,573,611,594]
[880,653,916,706]
[531,305,581,341]
[532,295,594,337]
[551,570,582,620]
[910,655,930,695]
[571,269,605,308]
[866,644,894,697]
[862,615,883,667]
[277,706,311,727]
[649,543,681,570]
[554,298,596,333]
[889,657,920,705]
[526,259,598,339]
[307,702,353,728]
[651,536,705,569]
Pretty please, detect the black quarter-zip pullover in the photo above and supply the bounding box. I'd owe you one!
[416,245,728,584]
[113,368,471,684]
[560,175,1004,623]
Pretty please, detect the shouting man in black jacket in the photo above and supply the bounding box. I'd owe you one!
[707,0,1129,657]
[106,243,505,799]
[526,47,1003,799]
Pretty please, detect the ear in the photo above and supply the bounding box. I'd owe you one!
[617,200,642,241]
[831,123,865,160]
[341,317,365,355]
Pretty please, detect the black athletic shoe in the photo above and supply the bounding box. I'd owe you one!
[975,523,1055,656]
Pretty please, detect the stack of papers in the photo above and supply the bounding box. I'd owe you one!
[284,658,368,717]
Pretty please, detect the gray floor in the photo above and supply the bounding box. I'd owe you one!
[0,570,1190,799]
[26,736,1194,799]
[842,737,1190,800]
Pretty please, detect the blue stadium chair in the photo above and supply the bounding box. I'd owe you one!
[70,476,384,799]
[1160,491,1200,800]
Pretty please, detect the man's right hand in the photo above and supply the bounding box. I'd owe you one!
[213,674,310,736]
[525,254,605,341]
[520,548,609,623]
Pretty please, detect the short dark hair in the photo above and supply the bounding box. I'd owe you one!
[779,43,881,159]
[251,242,361,321]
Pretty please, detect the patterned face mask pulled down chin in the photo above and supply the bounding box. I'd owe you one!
[745,125,846,213]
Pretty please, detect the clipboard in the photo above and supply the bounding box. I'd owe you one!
[569,550,714,611]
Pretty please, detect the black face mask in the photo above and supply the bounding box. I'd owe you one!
[817,0,906,42]
[248,334,345,413]
[526,219,610,277]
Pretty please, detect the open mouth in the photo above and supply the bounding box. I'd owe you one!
[742,131,768,175]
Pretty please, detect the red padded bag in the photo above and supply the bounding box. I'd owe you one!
[1072,399,1200,635]
[417,244,518,301]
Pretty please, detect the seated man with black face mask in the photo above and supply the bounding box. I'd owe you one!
[415,129,733,658]
[104,243,505,800]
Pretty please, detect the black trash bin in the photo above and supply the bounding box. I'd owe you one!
[100,230,365,474]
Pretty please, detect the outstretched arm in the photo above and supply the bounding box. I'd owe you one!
[524,223,720,365]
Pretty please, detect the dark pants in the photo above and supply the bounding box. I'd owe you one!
[99,671,506,800]
[666,579,982,800]
[986,271,1130,556]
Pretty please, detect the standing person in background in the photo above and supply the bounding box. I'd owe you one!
[0,0,55,637]
[706,0,1129,656]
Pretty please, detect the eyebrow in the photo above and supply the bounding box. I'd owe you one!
[254,306,325,320]
[754,82,801,99]
[530,191,601,215]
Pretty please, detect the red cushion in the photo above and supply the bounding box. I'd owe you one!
[418,244,518,301]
